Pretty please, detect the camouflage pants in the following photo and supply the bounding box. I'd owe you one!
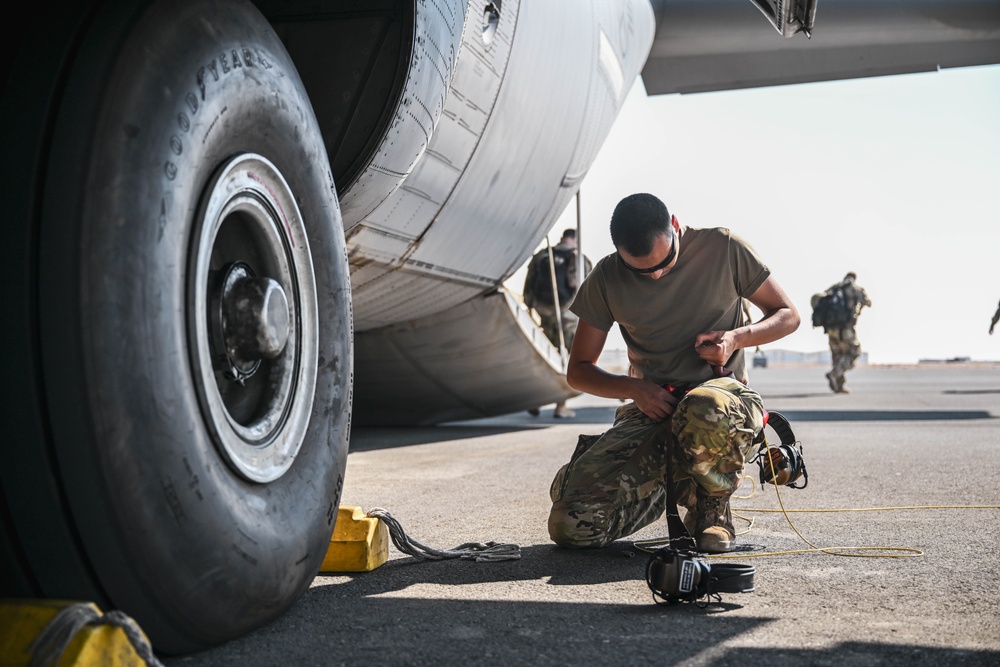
[534,302,579,351]
[547,377,764,548]
[828,326,861,383]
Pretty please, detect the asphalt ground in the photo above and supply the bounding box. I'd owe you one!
[167,363,1000,666]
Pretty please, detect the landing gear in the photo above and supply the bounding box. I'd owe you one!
[1,0,352,653]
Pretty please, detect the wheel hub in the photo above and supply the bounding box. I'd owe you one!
[213,262,291,382]
[189,154,318,483]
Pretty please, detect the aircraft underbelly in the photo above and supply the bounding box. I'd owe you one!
[345,0,655,331]
[352,289,574,425]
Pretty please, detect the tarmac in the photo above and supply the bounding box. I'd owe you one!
[166,363,1000,666]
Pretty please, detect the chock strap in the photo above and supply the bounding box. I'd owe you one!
[30,603,163,667]
[665,434,697,551]
[366,508,520,563]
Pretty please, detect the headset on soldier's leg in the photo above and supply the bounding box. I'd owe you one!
[645,410,806,605]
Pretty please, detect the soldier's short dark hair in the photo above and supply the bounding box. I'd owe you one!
[561,229,576,240]
[610,193,671,257]
[845,272,857,281]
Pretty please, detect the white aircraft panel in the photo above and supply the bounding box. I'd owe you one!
[353,288,573,425]
[348,0,522,327]
[407,0,655,278]
[349,0,654,329]
[351,269,483,331]
[338,0,466,226]
[347,225,414,266]
[563,2,655,186]
[353,184,438,240]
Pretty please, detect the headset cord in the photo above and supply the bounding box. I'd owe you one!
[635,446,1000,560]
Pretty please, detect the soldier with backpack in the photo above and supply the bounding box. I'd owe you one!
[811,272,871,393]
[523,229,592,418]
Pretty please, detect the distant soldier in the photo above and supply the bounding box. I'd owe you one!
[523,229,592,418]
[811,272,871,393]
[990,299,1000,335]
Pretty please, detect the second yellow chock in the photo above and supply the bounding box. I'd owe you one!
[0,599,152,667]
[319,506,388,573]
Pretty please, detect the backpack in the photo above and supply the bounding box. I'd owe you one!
[811,284,853,330]
[532,247,576,306]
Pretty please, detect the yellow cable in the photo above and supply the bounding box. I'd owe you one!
[737,505,1000,512]
[635,443,999,559]
[729,443,927,559]
[708,546,923,560]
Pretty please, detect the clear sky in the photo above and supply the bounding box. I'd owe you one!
[512,63,1000,365]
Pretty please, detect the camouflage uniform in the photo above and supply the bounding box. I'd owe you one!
[523,239,591,352]
[550,221,773,550]
[532,301,580,352]
[824,275,871,393]
[827,326,862,388]
[548,377,764,548]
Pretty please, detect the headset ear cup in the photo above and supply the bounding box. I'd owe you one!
[646,548,754,603]
[757,411,807,488]
[760,444,805,486]
[647,550,682,598]
[646,548,712,603]
[692,559,712,595]
[764,446,789,485]
[785,444,808,488]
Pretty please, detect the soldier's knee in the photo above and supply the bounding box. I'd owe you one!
[672,384,731,439]
[547,505,612,549]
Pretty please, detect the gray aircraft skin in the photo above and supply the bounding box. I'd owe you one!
[1,0,998,656]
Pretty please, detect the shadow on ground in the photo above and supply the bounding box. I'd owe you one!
[350,406,619,451]
[771,410,994,422]
[166,543,1000,666]
[351,405,994,451]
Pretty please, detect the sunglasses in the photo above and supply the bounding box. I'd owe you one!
[618,230,677,274]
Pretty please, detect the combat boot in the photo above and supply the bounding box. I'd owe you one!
[553,401,576,418]
[694,492,735,553]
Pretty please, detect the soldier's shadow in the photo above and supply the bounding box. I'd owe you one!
[311,540,754,613]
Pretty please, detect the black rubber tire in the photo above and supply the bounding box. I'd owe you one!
[1,0,352,654]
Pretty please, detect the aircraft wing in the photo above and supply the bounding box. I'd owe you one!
[642,0,1000,94]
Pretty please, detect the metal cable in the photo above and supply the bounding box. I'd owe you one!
[29,603,163,667]
[366,507,520,563]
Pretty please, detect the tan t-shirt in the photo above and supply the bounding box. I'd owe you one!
[569,226,770,387]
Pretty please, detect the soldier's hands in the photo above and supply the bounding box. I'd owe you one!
[694,330,734,366]
[630,379,678,422]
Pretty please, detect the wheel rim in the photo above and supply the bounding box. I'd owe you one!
[189,154,318,483]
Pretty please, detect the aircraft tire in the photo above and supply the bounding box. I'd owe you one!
[0,0,352,654]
